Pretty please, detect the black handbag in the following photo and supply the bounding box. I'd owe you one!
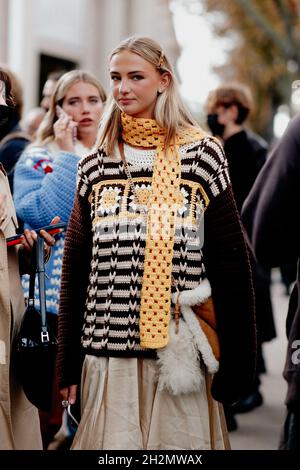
[16,235,58,412]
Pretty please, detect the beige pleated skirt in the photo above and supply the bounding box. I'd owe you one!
[71,355,229,450]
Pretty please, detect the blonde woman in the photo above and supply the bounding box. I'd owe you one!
[58,37,256,450]
[13,69,106,448]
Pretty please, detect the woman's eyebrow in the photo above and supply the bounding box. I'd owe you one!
[110,70,144,75]
[67,95,99,99]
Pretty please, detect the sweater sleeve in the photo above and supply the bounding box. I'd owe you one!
[57,161,92,389]
[13,146,80,228]
[197,137,256,405]
[205,188,256,405]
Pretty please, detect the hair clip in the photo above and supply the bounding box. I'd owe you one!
[157,52,164,69]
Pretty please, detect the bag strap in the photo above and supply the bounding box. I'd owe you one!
[28,235,50,343]
[218,403,231,450]
[205,370,216,449]
[28,249,37,305]
[36,235,49,342]
[204,369,231,450]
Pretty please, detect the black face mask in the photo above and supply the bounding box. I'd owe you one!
[206,113,225,138]
[0,104,16,127]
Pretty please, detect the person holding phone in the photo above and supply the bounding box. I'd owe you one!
[57,36,255,450]
[13,70,106,449]
[1,69,58,449]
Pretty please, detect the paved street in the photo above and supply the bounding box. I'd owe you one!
[230,269,289,450]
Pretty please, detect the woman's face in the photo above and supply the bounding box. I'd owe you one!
[110,50,170,119]
[61,81,104,139]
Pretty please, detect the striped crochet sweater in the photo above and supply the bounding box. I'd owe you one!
[58,137,256,404]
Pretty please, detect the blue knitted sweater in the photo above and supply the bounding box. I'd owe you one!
[14,141,88,314]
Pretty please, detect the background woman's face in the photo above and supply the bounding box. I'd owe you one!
[62,81,104,137]
[110,50,166,119]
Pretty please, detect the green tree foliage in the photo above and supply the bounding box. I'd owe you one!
[181,0,300,139]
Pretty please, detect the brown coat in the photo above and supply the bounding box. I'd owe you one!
[0,164,42,449]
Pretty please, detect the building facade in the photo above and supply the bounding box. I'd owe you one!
[0,0,179,114]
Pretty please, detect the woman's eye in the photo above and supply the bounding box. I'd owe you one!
[111,76,120,81]
[132,75,143,81]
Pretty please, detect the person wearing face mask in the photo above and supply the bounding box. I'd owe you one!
[206,84,276,430]
[1,69,58,450]
[0,66,31,194]
[206,84,268,213]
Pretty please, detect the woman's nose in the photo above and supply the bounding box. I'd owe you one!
[82,102,91,113]
[119,79,130,94]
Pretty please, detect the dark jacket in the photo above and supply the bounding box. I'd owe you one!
[224,129,267,212]
[0,116,30,193]
[242,114,300,411]
[225,128,276,343]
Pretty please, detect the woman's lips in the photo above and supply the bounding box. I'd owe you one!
[119,99,133,105]
[79,118,93,125]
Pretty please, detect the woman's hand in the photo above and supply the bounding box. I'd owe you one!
[0,194,8,225]
[53,108,77,153]
[20,215,61,258]
[60,384,78,405]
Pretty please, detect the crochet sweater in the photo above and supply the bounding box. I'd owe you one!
[13,143,84,314]
[57,137,256,404]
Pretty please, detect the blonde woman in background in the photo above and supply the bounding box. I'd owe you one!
[13,69,106,449]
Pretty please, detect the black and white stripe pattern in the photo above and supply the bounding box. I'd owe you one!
[78,137,231,354]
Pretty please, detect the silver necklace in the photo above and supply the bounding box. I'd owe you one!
[118,141,150,217]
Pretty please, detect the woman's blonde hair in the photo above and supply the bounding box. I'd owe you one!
[96,36,198,154]
[35,70,106,146]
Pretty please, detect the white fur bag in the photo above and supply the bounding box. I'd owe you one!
[156,318,203,395]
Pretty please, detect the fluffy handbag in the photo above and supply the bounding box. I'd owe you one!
[15,236,58,412]
[157,279,220,395]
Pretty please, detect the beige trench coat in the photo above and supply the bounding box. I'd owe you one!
[0,165,42,449]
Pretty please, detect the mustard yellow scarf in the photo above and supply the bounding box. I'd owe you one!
[121,113,206,349]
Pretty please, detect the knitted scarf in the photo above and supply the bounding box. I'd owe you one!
[121,113,206,349]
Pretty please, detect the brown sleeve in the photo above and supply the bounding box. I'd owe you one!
[57,189,92,389]
[203,185,256,405]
